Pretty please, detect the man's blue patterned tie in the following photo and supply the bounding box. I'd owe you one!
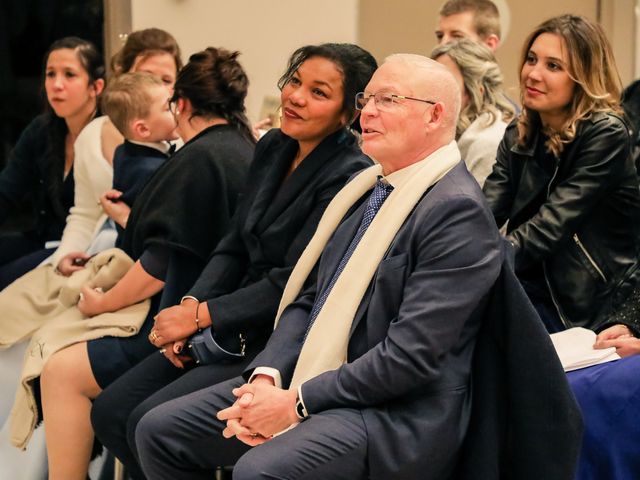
[302,178,394,341]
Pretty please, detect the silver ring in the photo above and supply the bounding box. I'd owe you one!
[159,348,167,354]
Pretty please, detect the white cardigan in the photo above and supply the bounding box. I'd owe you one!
[457,111,508,188]
[47,116,114,267]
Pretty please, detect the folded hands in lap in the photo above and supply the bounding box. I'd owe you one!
[152,303,198,344]
[148,303,197,368]
[159,339,192,368]
[217,376,299,446]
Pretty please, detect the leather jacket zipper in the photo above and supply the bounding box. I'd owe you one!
[543,162,570,328]
[543,262,570,328]
[572,233,607,283]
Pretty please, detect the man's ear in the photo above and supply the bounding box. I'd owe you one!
[425,102,444,128]
[424,102,444,135]
[131,119,150,139]
[483,34,500,52]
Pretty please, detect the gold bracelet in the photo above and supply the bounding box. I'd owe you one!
[181,296,202,333]
[194,302,203,333]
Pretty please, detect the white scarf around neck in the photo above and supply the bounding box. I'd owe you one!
[274,141,461,388]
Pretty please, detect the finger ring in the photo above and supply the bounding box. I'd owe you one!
[159,348,167,354]
[149,330,159,341]
[250,433,258,439]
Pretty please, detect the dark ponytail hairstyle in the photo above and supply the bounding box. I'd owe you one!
[171,47,254,144]
[278,43,378,133]
[42,36,105,220]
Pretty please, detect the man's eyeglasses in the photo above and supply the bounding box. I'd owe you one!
[355,92,436,111]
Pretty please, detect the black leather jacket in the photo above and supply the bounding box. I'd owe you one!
[483,112,640,330]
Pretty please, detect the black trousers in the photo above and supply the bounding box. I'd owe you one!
[91,343,260,480]
[0,232,54,289]
[0,232,43,265]
[134,376,369,480]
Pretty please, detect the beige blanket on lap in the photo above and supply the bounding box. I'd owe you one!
[0,248,150,449]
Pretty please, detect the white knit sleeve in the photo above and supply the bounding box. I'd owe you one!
[47,116,114,267]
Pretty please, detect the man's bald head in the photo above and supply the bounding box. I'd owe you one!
[359,53,461,173]
[384,54,461,139]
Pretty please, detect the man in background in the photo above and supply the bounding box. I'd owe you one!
[435,0,501,52]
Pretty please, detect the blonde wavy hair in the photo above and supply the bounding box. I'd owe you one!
[431,39,514,139]
[517,14,623,156]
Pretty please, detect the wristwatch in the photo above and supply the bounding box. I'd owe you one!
[295,394,309,420]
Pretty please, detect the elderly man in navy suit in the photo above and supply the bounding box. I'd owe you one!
[135,54,502,480]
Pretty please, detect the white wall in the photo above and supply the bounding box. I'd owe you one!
[359,0,600,103]
[131,0,358,122]
[600,0,637,85]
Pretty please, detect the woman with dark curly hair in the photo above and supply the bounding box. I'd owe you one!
[91,42,377,480]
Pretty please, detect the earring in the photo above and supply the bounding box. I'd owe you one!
[175,109,180,115]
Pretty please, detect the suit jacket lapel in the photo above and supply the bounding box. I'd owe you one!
[256,129,354,233]
[313,193,374,340]
[244,136,298,233]
[313,194,366,292]
[346,188,429,339]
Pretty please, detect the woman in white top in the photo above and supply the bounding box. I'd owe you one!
[52,28,183,274]
[0,27,182,479]
[431,39,515,186]
[0,37,105,289]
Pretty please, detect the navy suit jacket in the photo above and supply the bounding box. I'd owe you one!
[247,161,503,480]
[454,247,583,480]
[112,140,168,246]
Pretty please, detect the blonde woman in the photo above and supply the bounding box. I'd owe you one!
[431,39,514,186]
[484,14,640,334]
[484,18,640,477]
